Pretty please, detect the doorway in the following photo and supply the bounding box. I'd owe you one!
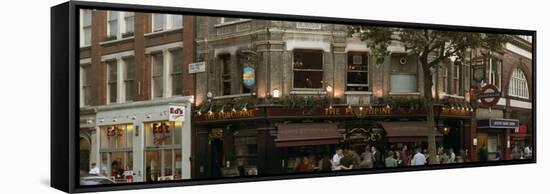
[210,139,224,177]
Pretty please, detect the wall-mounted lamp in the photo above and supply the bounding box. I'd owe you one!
[473,138,478,146]
[326,85,333,93]
[272,89,281,98]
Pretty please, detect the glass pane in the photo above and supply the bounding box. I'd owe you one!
[390,74,417,92]
[153,54,164,98]
[293,51,322,70]
[171,50,182,73]
[126,124,133,147]
[110,152,124,180]
[100,127,109,149]
[145,122,173,146]
[293,71,323,88]
[109,20,118,36]
[163,150,173,178]
[153,14,164,31]
[145,151,160,182]
[100,152,110,176]
[172,15,183,28]
[174,121,182,144]
[82,10,92,26]
[347,72,368,84]
[116,125,126,148]
[174,149,182,180]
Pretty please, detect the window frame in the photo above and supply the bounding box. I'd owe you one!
[346,51,369,92]
[151,52,165,99]
[106,60,118,104]
[292,49,324,90]
[508,68,529,99]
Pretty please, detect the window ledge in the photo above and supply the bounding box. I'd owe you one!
[389,92,420,95]
[213,93,254,100]
[99,35,134,45]
[214,19,252,28]
[144,27,184,37]
[508,94,530,100]
[442,93,465,99]
[345,91,373,95]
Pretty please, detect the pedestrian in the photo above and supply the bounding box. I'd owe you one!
[495,146,503,161]
[398,145,410,167]
[447,148,456,163]
[332,148,344,170]
[359,145,374,169]
[384,151,398,167]
[319,154,333,171]
[297,156,313,172]
[524,144,532,159]
[478,145,488,162]
[371,146,382,168]
[340,148,355,170]
[411,147,427,166]
[88,162,99,175]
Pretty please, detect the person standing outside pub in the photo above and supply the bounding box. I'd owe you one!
[411,147,427,166]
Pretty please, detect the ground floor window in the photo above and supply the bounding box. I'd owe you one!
[145,149,182,181]
[99,151,133,183]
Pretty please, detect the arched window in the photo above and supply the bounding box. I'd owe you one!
[508,68,529,98]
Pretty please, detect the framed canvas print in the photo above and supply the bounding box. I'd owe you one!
[51,1,536,193]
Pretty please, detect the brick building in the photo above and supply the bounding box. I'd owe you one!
[78,9,195,183]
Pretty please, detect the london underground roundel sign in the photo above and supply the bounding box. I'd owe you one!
[478,84,502,106]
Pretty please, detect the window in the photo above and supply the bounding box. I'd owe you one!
[485,56,502,89]
[442,66,449,93]
[221,17,243,23]
[144,121,183,181]
[390,74,417,93]
[81,9,92,46]
[107,11,119,40]
[508,68,529,98]
[152,53,164,98]
[123,12,134,37]
[171,49,183,96]
[99,124,134,178]
[220,54,232,95]
[124,57,136,101]
[107,60,118,103]
[293,50,323,89]
[153,13,165,32]
[452,63,461,95]
[347,52,369,91]
[234,136,258,168]
[152,14,183,32]
[81,64,92,106]
[172,15,183,28]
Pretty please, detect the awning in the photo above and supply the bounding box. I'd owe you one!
[379,121,442,143]
[275,123,341,147]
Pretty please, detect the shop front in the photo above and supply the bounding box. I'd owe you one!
[94,96,193,183]
[476,118,519,161]
[192,103,472,177]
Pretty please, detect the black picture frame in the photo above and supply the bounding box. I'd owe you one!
[51,1,536,193]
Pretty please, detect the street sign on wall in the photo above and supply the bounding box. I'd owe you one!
[188,62,206,74]
[478,84,502,106]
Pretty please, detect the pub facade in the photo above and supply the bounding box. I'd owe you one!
[190,17,478,178]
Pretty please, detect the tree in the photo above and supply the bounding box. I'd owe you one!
[348,26,509,164]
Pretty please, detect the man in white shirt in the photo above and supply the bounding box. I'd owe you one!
[88,163,99,175]
[331,148,344,170]
[411,148,427,166]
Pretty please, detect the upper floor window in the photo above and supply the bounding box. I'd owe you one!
[80,64,92,106]
[220,17,245,24]
[123,12,135,38]
[390,74,417,93]
[508,68,529,99]
[293,50,323,89]
[81,9,92,47]
[107,11,119,41]
[347,52,369,91]
[107,60,118,104]
[171,49,183,96]
[123,57,136,101]
[485,56,502,89]
[152,14,183,32]
[152,52,164,98]
[220,54,232,95]
[452,63,462,95]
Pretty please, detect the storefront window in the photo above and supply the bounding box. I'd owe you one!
[99,124,134,182]
[144,121,183,181]
[234,136,257,169]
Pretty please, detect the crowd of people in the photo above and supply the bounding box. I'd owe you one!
[287,144,476,172]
